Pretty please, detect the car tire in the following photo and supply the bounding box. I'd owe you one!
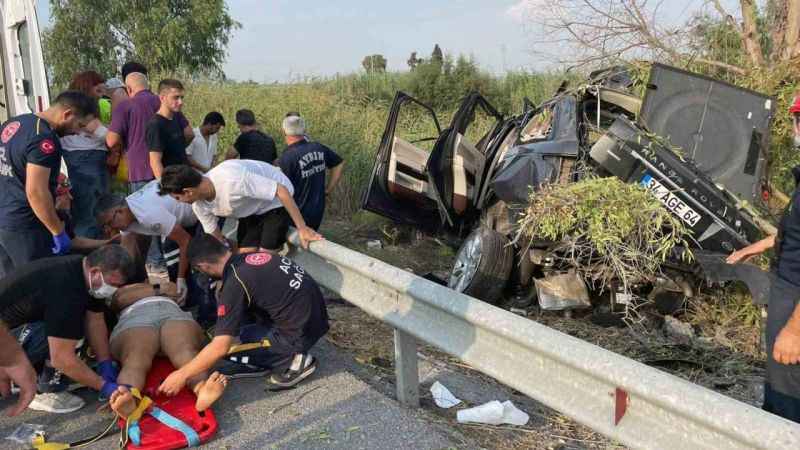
[651,289,687,315]
[448,228,514,304]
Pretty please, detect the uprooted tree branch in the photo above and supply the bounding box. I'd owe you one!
[513,177,693,294]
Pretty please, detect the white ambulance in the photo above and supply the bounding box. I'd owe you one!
[0,0,50,122]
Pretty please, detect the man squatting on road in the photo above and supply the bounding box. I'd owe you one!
[157,233,330,392]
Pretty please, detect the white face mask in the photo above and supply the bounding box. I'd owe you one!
[794,134,800,149]
[89,271,118,299]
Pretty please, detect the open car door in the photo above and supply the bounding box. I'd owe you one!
[428,92,504,228]
[362,92,444,229]
[0,0,50,122]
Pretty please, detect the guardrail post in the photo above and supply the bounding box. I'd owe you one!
[393,328,420,407]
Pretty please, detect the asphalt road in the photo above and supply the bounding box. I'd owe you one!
[0,341,469,450]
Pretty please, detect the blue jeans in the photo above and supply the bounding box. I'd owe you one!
[127,180,151,194]
[128,179,164,266]
[11,322,68,393]
[64,150,109,239]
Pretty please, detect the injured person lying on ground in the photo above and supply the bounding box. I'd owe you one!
[105,282,228,417]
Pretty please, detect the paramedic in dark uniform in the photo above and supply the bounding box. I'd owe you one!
[157,233,329,393]
[726,94,800,423]
[277,114,344,230]
[0,91,98,278]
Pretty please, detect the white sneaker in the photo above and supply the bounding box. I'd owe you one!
[28,391,85,413]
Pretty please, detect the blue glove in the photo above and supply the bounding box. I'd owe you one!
[97,360,119,383]
[51,230,72,255]
[99,381,121,401]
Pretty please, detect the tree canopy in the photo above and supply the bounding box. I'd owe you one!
[44,0,240,86]
[361,54,387,73]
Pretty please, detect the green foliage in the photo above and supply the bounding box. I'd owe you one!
[361,55,387,73]
[330,50,570,113]
[43,0,240,86]
[301,58,570,115]
[406,52,423,69]
[514,177,693,290]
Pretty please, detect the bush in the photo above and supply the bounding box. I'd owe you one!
[514,177,693,291]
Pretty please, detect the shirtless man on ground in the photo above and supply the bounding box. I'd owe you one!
[105,282,227,416]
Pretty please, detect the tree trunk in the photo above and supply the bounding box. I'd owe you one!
[782,0,800,61]
[769,0,788,62]
[740,0,766,66]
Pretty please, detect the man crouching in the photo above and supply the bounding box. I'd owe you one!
[158,233,329,393]
[105,282,227,417]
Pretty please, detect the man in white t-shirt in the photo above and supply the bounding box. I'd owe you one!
[95,181,198,303]
[186,112,225,173]
[158,161,322,252]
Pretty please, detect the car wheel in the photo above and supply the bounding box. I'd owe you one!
[651,290,687,315]
[448,228,514,304]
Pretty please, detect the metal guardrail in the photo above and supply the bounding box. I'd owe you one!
[286,230,800,449]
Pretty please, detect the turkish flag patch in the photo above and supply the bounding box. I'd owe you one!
[245,252,271,266]
[217,305,226,317]
[39,139,56,155]
[1,121,20,143]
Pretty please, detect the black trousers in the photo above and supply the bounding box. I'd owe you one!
[0,225,51,280]
[237,208,290,251]
[764,275,800,423]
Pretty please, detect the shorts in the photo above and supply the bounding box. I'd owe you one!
[237,207,290,251]
[110,297,194,343]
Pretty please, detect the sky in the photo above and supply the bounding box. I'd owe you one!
[34,0,730,82]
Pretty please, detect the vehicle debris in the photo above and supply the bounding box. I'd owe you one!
[362,63,776,314]
[430,381,462,408]
[663,316,696,344]
[456,400,530,426]
[533,270,591,311]
[6,423,45,445]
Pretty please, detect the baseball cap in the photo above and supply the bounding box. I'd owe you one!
[105,78,125,91]
[790,95,800,114]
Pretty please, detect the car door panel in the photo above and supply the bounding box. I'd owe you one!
[361,92,443,229]
[427,92,504,227]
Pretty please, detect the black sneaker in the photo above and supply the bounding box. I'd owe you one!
[216,359,270,380]
[268,354,317,388]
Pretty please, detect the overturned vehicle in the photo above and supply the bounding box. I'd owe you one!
[362,64,777,313]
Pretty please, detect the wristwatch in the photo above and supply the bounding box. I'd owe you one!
[152,283,161,296]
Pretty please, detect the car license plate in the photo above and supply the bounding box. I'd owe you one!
[640,174,702,227]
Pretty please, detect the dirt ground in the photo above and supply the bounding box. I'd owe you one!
[316,214,767,449]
